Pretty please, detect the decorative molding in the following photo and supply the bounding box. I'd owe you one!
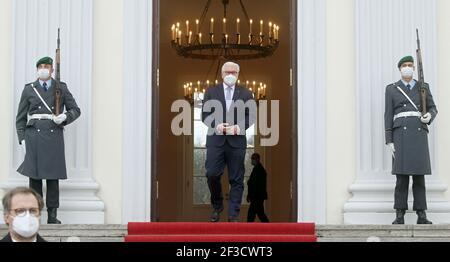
[345,0,450,224]
[2,0,104,224]
[122,0,152,223]
[355,0,438,181]
[297,0,327,224]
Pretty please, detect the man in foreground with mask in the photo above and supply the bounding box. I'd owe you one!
[384,56,437,225]
[202,62,255,222]
[1,187,46,242]
[16,56,81,224]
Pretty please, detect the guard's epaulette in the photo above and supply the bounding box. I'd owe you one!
[387,82,397,88]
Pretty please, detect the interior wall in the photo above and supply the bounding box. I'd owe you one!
[158,0,292,222]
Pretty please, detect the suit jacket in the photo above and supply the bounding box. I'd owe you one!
[0,233,47,242]
[247,163,268,201]
[201,84,256,149]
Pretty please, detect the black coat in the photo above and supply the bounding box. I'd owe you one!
[202,84,256,149]
[247,163,268,201]
[384,80,437,175]
[0,233,47,242]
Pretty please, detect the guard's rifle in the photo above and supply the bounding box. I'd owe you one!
[416,29,427,116]
[54,28,62,115]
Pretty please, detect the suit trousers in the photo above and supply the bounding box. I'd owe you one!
[394,175,427,211]
[247,199,269,222]
[29,178,59,208]
[206,141,246,218]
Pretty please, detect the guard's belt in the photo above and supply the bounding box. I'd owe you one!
[393,111,421,121]
[27,114,54,122]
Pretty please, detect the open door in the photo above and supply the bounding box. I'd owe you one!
[153,0,296,222]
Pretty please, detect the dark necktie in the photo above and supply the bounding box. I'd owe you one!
[43,82,48,91]
[406,84,411,90]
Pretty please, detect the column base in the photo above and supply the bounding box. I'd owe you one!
[344,179,450,224]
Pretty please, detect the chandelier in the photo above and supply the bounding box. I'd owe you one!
[170,0,280,60]
[183,79,267,105]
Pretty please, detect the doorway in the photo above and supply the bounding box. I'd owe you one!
[153,0,297,222]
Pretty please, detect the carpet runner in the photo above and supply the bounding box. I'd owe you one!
[125,222,317,242]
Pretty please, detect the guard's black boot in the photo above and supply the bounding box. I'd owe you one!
[47,208,62,224]
[392,209,405,225]
[417,210,433,225]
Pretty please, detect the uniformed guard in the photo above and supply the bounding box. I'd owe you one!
[16,56,81,224]
[385,55,437,225]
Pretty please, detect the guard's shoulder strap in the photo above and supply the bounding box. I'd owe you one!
[30,83,54,114]
[395,84,419,111]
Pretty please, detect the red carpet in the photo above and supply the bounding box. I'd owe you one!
[125,222,317,242]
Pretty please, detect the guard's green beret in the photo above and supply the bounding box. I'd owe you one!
[398,56,414,68]
[36,57,53,68]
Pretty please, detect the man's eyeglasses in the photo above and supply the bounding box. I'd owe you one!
[9,208,40,217]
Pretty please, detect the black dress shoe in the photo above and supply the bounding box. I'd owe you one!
[392,209,405,225]
[210,207,224,222]
[228,216,239,222]
[47,208,62,224]
[417,210,433,225]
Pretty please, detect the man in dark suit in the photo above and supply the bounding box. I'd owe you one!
[2,187,47,242]
[16,56,81,224]
[385,56,437,225]
[247,153,269,223]
[202,62,256,222]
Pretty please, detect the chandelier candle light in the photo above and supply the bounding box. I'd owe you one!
[171,0,280,60]
[183,79,267,105]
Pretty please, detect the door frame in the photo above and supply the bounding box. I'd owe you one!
[150,0,299,222]
[121,0,328,224]
[151,0,160,221]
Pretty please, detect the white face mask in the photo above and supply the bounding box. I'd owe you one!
[400,66,414,78]
[12,212,40,238]
[224,74,238,87]
[37,68,51,80]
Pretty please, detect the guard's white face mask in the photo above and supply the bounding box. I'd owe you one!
[224,74,238,87]
[37,68,51,80]
[400,66,414,78]
[12,211,40,238]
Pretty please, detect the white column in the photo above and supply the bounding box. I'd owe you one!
[437,0,450,205]
[1,0,104,224]
[297,0,327,224]
[344,0,450,224]
[0,0,12,193]
[326,0,357,224]
[122,0,152,223]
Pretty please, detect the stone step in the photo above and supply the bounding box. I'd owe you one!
[2,224,450,242]
[317,225,450,242]
[0,225,127,242]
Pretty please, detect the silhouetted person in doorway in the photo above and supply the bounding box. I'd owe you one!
[247,153,269,223]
